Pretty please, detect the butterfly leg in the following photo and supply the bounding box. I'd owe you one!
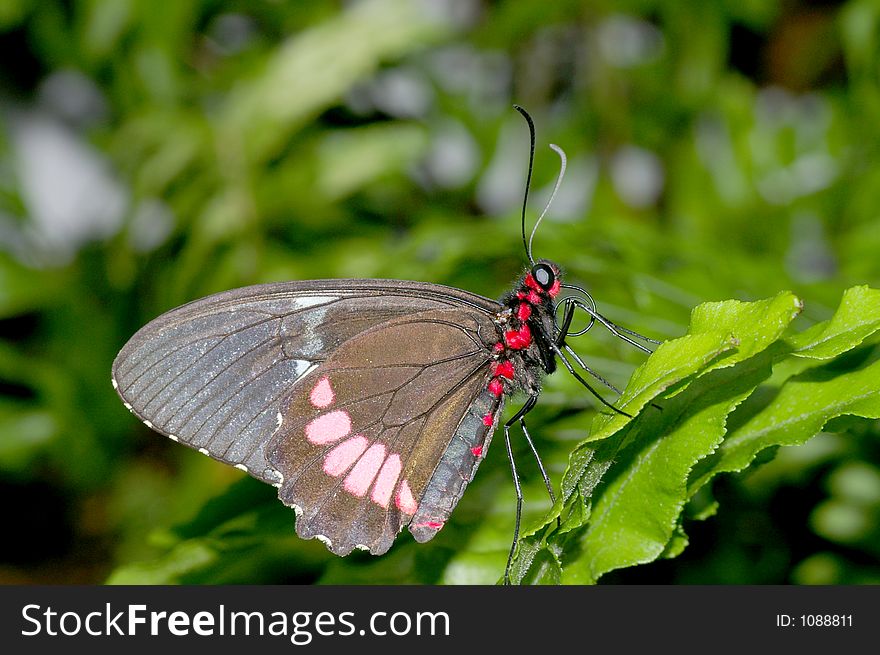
[558,284,661,351]
[551,343,633,418]
[503,393,547,584]
[555,299,624,393]
[519,406,563,538]
[554,298,648,418]
[520,416,555,506]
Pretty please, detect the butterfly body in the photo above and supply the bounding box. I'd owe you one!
[112,261,564,557]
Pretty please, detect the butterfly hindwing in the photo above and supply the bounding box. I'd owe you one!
[267,308,504,555]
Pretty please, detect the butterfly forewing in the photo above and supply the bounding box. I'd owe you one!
[267,308,503,555]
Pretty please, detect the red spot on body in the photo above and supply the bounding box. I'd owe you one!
[517,289,542,304]
[524,273,541,292]
[482,413,494,426]
[548,279,561,297]
[488,378,504,397]
[471,445,483,457]
[504,323,532,350]
[493,360,515,379]
[517,302,532,321]
[493,342,505,353]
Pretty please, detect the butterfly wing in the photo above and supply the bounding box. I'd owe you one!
[112,280,504,552]
[267,307,504,555]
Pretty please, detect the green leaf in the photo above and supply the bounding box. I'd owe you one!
[688,291,805,369]
[688,354,880,496]
[531,286,880,584]
[561,355,773,583]
[511,292,803,583]
[560,292,801,502]
[786,285,880,359]
[508,326,738,582]
[586,332,737,438]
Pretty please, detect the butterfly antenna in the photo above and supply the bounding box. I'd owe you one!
[527,144,567,263]
[513,105,537,265]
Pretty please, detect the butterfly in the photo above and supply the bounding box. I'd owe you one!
[111,107,658,582]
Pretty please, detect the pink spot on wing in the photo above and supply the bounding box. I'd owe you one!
[309,376,335,408]
[395,479,418,515]
[343,443,386,497]
[413,520,444,529]
[471,445,483,457]
[371,453,402,508]
[305,410,351,445]
[323,435,368,477]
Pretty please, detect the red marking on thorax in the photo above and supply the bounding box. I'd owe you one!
[517,289,543,305]
[493,342,505,353]
[524,273,541,292]
[492,360,515,379]
[517,302,532,321]
[504,323,532,349]
[548,279,561,297]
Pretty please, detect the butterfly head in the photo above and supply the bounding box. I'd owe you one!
[519,259,562,304]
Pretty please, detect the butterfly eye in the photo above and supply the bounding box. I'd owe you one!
[532,263,555,291]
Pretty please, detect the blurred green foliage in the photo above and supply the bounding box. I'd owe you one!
[1,0,878,584]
